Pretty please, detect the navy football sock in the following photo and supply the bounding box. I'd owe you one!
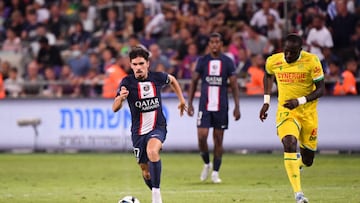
[213,157,222,171]
[149,160,162,188]
[200,152,210,164]
[143,176,152,190]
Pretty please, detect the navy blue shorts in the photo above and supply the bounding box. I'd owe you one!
[131,128,166,164]
[197,110,228,129]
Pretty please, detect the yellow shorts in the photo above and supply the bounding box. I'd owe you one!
[276,109,318,151]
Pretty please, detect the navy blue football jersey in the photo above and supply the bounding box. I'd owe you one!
[118,72,170,136]
[195,54,236,112]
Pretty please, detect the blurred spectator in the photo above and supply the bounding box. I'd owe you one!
[223,0,248,29]
[228,33,246,64]
[5,10,25,37]
[23,61,45,97]
[173,28,194,63]
[178,0,197,16]
[120,34,147,57]
[265,13,282,52]
[67,46,91,77]
[34,0,50,24]
[177,43,199,80]
[0,1,10,38]
[245,54,265,95]
[80,68,102,97]
[306,14,333,61]
[42,66,62,98]
[78,6,94,33]
[80,0,97,22]
[30,24,57,56]
[88,52,102,74]
[47,3,69,40]
[324,60,342,95]
[148,43,173,73]
[68,21,91,52]
[290,0,307,34]
[102,7,124,40]
[100,47,117,73]
[4,67,24,98]
[102,57,127,98]
[235,46,252,78]
[0,60,11,80]
[145,6,176,40]
[321,44,340,75]
[351,21,360,59]
[131,2,148,36]
[58,64,81,97]
[2,27,22,52]
[21,8,40,41]
[142,0,161,17]
[244,25,273,56]
[195,24,210,55]
[36,36,63,76]
[196,0,212,20]
[333,58,358,95]
[250,0,280,35]
[36,24,56,45]
[7,0,26,17]
[329,0,358,61]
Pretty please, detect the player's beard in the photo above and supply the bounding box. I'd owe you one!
[135,70,146,80]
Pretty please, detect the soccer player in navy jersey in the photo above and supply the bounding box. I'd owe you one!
[112,47,187,203]
[187,32,241,183]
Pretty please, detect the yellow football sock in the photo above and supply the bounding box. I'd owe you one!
[284,152,302,193]
[297,154,305,169]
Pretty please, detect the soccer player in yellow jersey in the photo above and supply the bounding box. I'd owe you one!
[259,34,325,203]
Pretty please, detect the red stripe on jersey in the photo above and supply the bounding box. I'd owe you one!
[137,83,142,135]
[152,82,156,96]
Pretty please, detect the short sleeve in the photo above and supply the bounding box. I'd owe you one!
[194,57,203,75]
[265,57,274,75]
[116,76,129,97]
[311,55,324,82]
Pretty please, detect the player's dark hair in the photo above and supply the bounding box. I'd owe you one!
[285,33,303,47]
[129,46,150,61]
[209,32,222,41]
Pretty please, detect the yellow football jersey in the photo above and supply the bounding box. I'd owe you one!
[265,51,324,112]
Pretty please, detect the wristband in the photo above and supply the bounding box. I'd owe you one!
[264,94,270,104]
[297,96,307,105]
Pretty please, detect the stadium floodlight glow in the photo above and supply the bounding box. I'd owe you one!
[17,118,42,152]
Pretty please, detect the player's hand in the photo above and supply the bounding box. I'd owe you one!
[259,103,269,122]
[178,102,187,117]
[233,106,241,121]
[283,99,298,110]
[187,104,194,117]
[120,86,129,101]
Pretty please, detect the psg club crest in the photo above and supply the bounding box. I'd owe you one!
[143,84,150,92]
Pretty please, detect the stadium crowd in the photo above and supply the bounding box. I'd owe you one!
[0,0,359,99]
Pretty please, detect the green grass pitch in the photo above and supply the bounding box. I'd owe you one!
[0,153,359,203]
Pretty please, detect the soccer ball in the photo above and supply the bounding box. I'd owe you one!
[118,195,140,203]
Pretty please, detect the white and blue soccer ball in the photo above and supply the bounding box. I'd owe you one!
[118,195,140,203]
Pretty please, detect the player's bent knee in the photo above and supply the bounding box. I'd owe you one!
[147,149,160,161]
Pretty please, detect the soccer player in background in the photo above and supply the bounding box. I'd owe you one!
[112,47,187,203]
[187,32,241,183]
[259,34,325,203]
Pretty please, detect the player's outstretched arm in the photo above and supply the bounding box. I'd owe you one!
[168,74,187,116]
[260,72,274,122]
[112,86,129,112]
[187,72,200,117]
[229,75,241,120]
